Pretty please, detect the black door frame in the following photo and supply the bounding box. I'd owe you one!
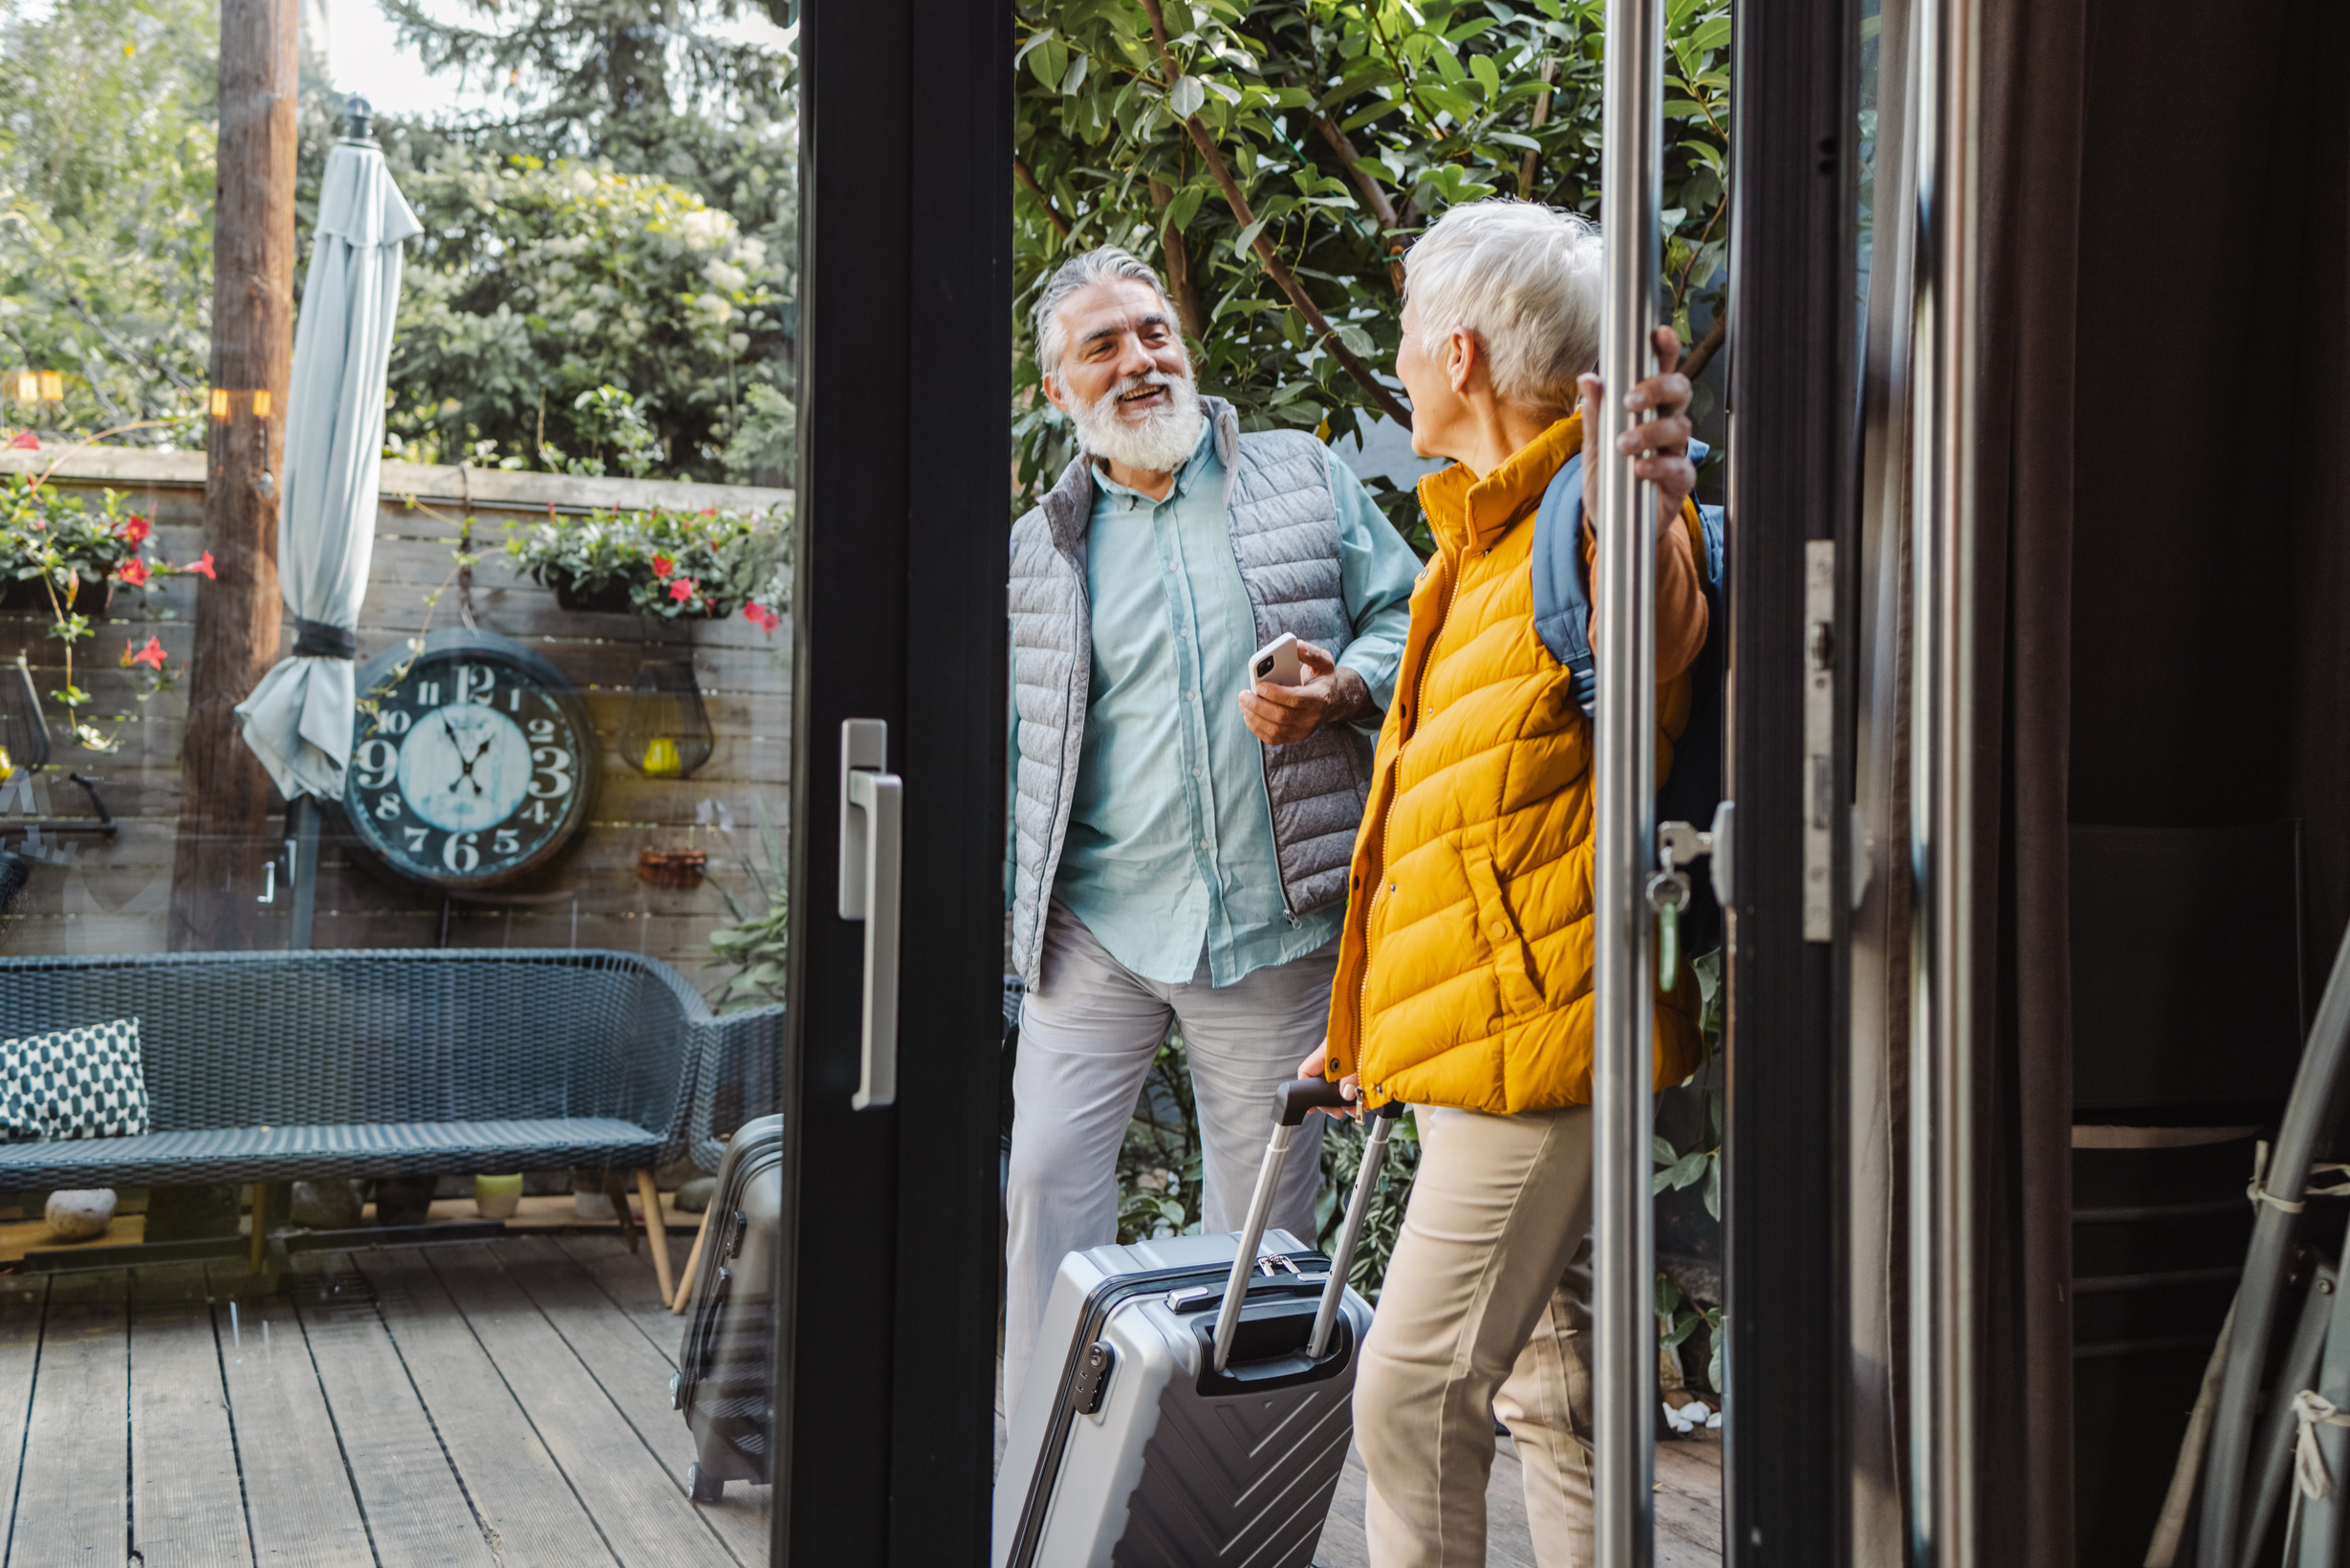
[1722,0,1857,1557]
[775,0,1012,1562]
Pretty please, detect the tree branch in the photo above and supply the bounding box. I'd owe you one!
[1683,311,1728,384]
[1138,0,1412,430]
[1148,178,1209,342]
[1013,158,1073,239]
[1309,108,1405,294]
[1518,59,1557,196]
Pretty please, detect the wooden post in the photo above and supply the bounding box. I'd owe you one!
[169,0,296,953]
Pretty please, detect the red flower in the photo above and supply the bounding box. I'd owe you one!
[185,551,216,579]
[127,636,166,670]
[116,558,150,587]
[700,508,716,516]
[742,602,780,633]
[667,577,697,603]
[117,514,151,545]
[651,555,675,577]
[8,430,37,451]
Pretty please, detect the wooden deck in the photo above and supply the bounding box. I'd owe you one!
[0,1232,769,1566]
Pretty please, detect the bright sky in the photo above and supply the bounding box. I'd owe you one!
[315,0,794,121]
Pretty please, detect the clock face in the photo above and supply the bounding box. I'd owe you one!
[342,635,599,887]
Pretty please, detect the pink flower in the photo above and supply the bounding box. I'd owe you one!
[742,602,780,634]
[185,551,216,579]
[700,508,716,516]
[668,577,697,603]
[127,636,166,670]
[651,555,675,577]
[117,514,151,545]
[8,430,37,451]
[116,558,150,587]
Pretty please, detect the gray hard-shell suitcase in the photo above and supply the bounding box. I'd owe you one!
[993,1081,1407,1568]
[671,1112,783,1502]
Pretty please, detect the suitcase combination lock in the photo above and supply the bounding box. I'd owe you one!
[1071,1339,1116,1416]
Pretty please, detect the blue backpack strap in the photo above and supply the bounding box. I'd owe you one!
[1531,452,1597,716]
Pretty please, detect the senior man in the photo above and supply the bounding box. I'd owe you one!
[1304,199,1709,1567]
[1002,246,1419,1407]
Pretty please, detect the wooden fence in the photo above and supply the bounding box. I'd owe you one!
[0,449,792,999]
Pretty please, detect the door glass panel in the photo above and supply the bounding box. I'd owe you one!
[0,2,794,1560]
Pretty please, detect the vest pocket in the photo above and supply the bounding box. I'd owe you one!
[1464,849,1547,1016]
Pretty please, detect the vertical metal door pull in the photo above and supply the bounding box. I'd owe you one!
[838,718,903,1110]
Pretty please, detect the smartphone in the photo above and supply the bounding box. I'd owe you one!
[1249,632,1304,689]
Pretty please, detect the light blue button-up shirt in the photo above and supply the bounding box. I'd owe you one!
[1033,421,1420,988]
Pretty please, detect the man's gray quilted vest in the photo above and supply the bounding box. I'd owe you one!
[1006,398,1373,989]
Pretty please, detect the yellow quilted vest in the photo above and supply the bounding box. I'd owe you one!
[1326,414,1703,1113]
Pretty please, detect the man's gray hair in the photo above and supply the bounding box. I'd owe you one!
[1403,200,1603,410]
[1032,246,1180,377]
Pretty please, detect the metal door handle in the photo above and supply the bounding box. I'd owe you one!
[838,719,903,1110]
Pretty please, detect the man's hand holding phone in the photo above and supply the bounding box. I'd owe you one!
[1240,634,1371,745]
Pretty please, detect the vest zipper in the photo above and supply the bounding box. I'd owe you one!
[1355,553,1465,1080]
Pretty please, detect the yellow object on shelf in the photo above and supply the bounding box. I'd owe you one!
[641,736,683,776]
[474,1174,524,1219]
[0,745,13,781]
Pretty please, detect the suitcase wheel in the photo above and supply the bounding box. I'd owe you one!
[686,1461,725,1503]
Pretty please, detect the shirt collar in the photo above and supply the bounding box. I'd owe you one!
[1089,413,1218,511]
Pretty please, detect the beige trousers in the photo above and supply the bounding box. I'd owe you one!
[1356,1102,1597,1568]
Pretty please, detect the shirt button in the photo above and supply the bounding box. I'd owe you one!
[1192,767,1203,777]
[1200,838,1210,849]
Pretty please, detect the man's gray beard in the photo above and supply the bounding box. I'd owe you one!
[1071,372,1205,476]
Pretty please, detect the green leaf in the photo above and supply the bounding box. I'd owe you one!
[1165,184,1207,234]
[1469,53,1501,97]
[1058,53,1089,95]
[1229,216,1268,257]
[1169,75,1207,120]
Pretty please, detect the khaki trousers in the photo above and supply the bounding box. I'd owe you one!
[1356,1102,1597,1568]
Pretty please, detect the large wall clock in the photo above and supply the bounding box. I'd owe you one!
[342,629,601,889]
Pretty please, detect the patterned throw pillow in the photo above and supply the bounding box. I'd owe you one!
[0,1018,149,1142]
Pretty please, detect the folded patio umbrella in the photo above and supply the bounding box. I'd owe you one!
[234,106,422,800]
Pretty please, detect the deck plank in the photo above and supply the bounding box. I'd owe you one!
[550,1232,694,1365]
[1656,1431,1724,1563]
[353,1247,620,1568]
[12,1268,128,1566]
[498,1237,768,1563]
[128,1266,250,1568]
[293,1256,501,1568]
[205,1261,375,1568]
[425,1244,736,1568]
[0,1273,47,1555]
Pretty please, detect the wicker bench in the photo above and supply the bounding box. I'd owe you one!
[0,948,783,1302]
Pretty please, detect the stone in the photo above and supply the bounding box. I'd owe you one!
[674,1175,718,1213]
[44,1188,115,1240]
[288,1179,362,1230]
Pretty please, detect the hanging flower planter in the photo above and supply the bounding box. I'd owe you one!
[510,501,787,626]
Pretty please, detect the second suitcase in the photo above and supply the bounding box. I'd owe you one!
[994,1081,1405,1568]
[672,1111,783,1502]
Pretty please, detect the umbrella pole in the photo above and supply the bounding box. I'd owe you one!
[287,795,319,949]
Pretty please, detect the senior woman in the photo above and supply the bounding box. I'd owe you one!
[1301,198,1708,1567]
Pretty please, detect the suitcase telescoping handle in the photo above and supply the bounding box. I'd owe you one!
[1310,1098,1407,1359]
[1211,1080,1404,1373]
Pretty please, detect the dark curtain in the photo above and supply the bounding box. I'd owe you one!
[1972,0,2087,1562]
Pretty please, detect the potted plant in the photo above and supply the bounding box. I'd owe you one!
[0,476,149,619]
[508,502,787,627]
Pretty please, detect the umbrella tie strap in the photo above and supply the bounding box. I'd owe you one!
[2296,1390,2350,1499]
[2247,1141,2350,1214]
[293,619,355,660]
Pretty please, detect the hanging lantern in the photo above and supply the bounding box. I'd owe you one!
[9,373,34,403]
[0,656,52,774]
[35,371,61,403]
[619,656,713,778]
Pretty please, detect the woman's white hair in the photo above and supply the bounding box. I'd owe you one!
[1403,200,1603,410]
